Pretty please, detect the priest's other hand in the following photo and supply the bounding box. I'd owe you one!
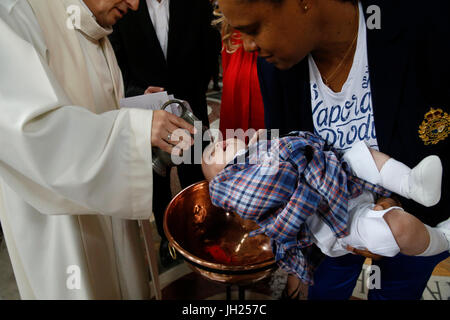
[151,110,196,154]
[144,86,165,94]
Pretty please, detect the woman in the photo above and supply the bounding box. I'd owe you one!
[217,0,450,300]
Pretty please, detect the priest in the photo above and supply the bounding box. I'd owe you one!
[0,0,194,299]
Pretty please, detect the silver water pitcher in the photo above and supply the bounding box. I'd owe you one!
[152,99,209,176]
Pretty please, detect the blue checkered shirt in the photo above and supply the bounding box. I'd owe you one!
[209,132,390,284]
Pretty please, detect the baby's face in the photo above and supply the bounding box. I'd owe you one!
[202,138,246,181]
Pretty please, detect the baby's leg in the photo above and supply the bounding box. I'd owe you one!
[343,141,442,207]
[384,209,450,256]
[366,148,391,172]
[342,202,449,258]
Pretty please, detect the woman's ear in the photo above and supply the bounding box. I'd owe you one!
[298,0,310,12]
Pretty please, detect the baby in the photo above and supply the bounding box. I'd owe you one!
[201,131,450,284]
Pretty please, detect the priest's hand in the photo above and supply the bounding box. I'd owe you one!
[151,110,196,154]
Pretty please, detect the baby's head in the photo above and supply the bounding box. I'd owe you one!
[202,138,247,181]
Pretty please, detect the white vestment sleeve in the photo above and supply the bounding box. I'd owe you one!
[0,18,153,219]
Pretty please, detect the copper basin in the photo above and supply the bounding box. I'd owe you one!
[163,181,277,285]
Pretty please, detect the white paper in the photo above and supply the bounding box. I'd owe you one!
[119,91,170,111]
[119,92,193,118]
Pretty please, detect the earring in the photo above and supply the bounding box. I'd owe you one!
[304,4,309,11]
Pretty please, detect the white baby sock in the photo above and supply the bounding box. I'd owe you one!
[380,156,442,207]
[416,225,450,256]
[379,158,411,198]
[437,218,450,253]
[343,141,381,185]
[344,141,442,207]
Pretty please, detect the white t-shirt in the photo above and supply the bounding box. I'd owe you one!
[308,2,378,152]
[146,0,170,60]
[306,3,389,256]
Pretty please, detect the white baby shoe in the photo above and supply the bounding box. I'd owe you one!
[407,155,442,207]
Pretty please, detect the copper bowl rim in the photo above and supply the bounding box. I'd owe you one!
[163,180,277,273]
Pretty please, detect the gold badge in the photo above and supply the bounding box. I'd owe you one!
[418,108,449,145]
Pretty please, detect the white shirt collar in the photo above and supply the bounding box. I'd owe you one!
[147,0,167,7]
[146,0,170,60]
[81,0,95,18]
[75,0,112,40]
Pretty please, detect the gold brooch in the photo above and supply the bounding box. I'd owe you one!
[418,108,449,145]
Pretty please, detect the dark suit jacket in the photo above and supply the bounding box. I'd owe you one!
[110,0,216,124]
[257,0,450,226]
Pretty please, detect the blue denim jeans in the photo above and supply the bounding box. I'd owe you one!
[308,251,450,300]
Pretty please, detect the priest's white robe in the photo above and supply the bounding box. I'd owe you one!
[0,0,155,299]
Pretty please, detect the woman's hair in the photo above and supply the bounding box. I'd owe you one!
[212,9,241,54]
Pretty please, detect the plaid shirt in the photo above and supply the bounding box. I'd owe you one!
[209,132,390,284]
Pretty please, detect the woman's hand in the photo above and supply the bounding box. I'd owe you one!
[345,197,402,260]
[373,197,402,211]
[151,110,196,154]
[346,245,383,261]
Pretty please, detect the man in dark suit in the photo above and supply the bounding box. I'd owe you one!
[110,0,217,267]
